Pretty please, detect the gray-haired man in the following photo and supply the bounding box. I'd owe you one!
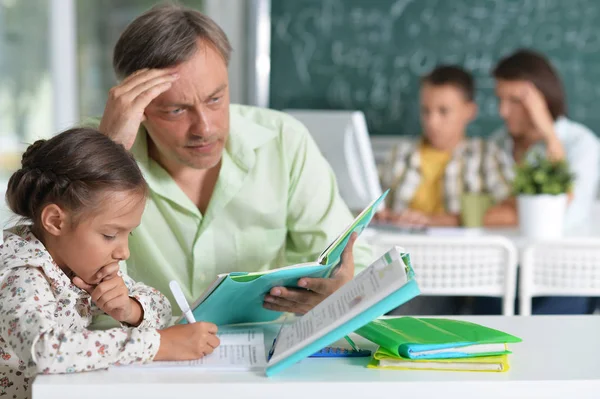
[94,4,372,317]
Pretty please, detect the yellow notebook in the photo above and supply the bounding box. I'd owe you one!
[368,347,509,372]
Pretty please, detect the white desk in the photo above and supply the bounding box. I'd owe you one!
[33,316,600,399]
[365,224,600,254]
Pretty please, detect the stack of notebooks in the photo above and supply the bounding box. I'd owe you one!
[356,317,522,372]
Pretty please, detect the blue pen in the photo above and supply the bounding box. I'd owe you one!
[268,316,288,361]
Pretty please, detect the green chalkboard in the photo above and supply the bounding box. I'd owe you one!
[269,0,600,137]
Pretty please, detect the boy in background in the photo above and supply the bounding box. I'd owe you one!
[379,65,513,228]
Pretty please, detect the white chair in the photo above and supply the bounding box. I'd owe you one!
[519,239,600,316]
[365,233,518,315]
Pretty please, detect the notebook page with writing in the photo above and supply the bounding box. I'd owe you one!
[115,328,266,371]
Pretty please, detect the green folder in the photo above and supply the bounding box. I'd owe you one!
[356,317,522,359]
[368,352,510,372]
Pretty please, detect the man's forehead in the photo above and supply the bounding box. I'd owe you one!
[153,81,227,106]
[153,56,227,104]
[153,83,195,104]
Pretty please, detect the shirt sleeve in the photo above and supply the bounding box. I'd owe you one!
[282,118,373,274]
[377,140,415,212]
[484,139,515,203]
[379,142,405,192]
[121,273,172,330]
[564,133,600,225]
[0,267,161,376]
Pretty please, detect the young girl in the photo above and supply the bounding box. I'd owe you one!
[0,128,220,399]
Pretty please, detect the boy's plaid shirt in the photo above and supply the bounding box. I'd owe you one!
[379,138,515,214]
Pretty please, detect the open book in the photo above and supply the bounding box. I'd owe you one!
[264,245,420,377]
[176,190,389,326]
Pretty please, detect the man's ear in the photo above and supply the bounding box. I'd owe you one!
[40,204,69,237]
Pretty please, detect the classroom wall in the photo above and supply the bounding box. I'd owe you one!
[201,0,415,162]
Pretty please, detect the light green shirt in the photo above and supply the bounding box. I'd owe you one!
[123,105,373,313]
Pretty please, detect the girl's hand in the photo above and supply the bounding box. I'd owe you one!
[154,323,220,361]
[73,273,143,326]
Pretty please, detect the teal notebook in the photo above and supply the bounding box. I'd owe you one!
[177,190,388,326]
[265,246,420,377]
[356,317,522,359]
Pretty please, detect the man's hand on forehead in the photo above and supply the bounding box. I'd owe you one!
[99,69,179,150]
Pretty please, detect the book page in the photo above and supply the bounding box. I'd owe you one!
[268,248,408,365]
[116,328,266,371]
[317,189,388,264]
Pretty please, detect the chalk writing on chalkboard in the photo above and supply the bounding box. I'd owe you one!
[270,0,600,137]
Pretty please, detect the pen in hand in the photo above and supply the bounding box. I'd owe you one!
[169,280,196,324]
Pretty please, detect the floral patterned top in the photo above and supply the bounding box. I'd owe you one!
[0,226,172,399]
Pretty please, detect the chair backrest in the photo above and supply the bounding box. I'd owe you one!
[519,239,600,316]
[366,233,518,315]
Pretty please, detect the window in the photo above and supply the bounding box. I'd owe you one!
[77,0,204,120]
[0,0,204,223]
[0,0,51,181]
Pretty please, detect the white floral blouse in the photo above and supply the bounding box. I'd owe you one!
[0,226,172,399]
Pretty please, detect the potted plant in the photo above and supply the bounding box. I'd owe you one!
[513,153,574,239]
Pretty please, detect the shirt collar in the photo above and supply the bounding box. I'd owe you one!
[553,116,569,141]
[419,136,467,158]
[1,226,71,286]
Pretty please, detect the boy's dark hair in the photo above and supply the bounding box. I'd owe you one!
[6,128,147,226]
[113,3,232,80]
[421,65,475,102]
[493,49,566,120]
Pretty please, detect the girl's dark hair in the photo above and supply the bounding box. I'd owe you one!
[6,127,147,225]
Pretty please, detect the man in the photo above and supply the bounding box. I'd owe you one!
[481,49,600,315]
[94,4,372,316]
[485,49,600,233]
[379,65,512,228]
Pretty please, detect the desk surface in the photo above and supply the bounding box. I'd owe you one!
[365,224,600,253]
[33,316,600,399]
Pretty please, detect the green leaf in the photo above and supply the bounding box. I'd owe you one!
[533,170,547,183]
[512,154,574,195]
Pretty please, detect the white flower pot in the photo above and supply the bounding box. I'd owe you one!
[517,194,568,239]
